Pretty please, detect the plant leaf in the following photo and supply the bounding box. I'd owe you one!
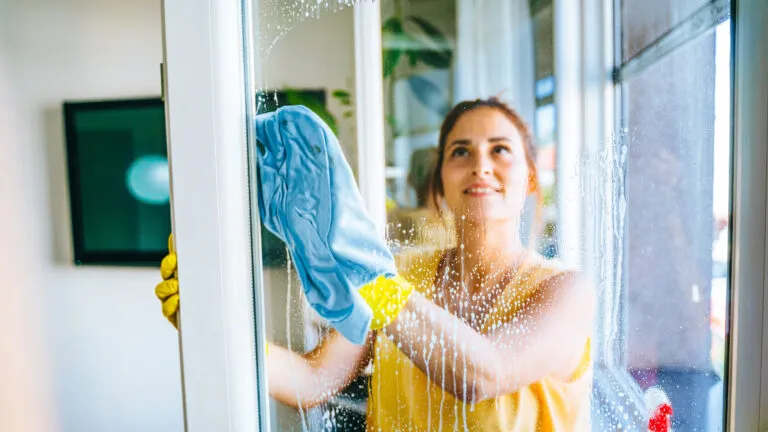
[385,114,398,135]
[407,75,450,116]
[331,89,351,105]
[407,16,447,45]
[381,17,405,77]
[413,49,451,69]
[407,51,418,67]
[382,16,403,33]
[284,91,339,136]
[406,16,452,69]
[383,49,402,77]
[332,91,352,106]
[332,89,350,99]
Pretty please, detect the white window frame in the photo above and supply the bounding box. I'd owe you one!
[732,0,768,430]
[161,0,767,430]
[161,0,265,430]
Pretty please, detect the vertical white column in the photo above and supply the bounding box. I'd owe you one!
[453,0,535,123]
[553,0,584,269]
[354,1,387,235]
[162,0,261,430]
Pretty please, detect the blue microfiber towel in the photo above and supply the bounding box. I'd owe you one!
[254,105,397,345]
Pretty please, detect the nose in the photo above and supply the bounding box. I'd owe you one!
[472,153,493,177]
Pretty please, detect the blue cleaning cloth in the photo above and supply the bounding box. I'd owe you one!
[254,105,397,345]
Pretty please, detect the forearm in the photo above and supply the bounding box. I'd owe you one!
[267,332,371,409]
[384,292,504,403]
[267,344,339,409]
[385,274,595,403]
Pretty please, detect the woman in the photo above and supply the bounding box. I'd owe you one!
[160,98,595,431]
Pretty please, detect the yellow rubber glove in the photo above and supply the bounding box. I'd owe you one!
[358,274,414,330]
[153,234,271,357]
[155,234,180,328]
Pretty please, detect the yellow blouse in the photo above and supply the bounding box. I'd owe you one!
[366,249,592,432]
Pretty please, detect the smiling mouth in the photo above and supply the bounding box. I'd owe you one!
[464,186,502,196]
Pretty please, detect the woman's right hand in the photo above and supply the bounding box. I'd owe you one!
[155,234,180,329]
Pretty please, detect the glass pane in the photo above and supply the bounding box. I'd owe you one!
[251,3,366,431]
[384,0,558,254]
[618,21,730,431]
[382,0,458,251]
[249,1,732,431]
[621,0,712,61]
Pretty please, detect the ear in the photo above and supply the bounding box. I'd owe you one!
[527,173,538,195]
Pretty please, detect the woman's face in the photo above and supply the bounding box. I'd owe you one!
[440,107,531,225]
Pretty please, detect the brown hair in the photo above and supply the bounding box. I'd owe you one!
[430,97,543,230]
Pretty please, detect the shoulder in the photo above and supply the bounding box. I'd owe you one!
[516,253,569,287]
[489,252,594,327]
[515,253,594,301]
[522,254,596,314]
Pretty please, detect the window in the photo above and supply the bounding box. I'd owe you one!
[250,1,733,430]
[598,2,731,430]
[161,0,750,430]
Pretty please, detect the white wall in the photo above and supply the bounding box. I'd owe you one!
[0,3,58,431]
[1,1,357,431]
[259,7,358,173]
[1,0,184,431]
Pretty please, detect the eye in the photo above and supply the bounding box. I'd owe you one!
[492,145,511,155]
[450,147,469,158]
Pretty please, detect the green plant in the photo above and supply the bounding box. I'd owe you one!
[283,88,340,136]
[380,6,453,137]
[276,88,352,137]
[331,89,354,120]
[382,15,452,77]
[301,9,452,139]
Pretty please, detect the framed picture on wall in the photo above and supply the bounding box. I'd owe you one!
[64,97,171,266]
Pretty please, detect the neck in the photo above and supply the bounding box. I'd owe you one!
[451,218,527,283]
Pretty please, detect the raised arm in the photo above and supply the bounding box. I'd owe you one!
[384,270,595,403]
[154,235,373,409]
[268,330,373,409]
[156,234,592,406]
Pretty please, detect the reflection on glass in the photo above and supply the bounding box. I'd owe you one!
[248,1,732,431]
[620,0,716,61]
[619,19,731,432]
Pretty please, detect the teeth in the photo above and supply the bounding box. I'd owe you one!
[466,187,496,194]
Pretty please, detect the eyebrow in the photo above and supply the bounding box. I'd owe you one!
[448,136,512,148]
[448,139,471,149]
